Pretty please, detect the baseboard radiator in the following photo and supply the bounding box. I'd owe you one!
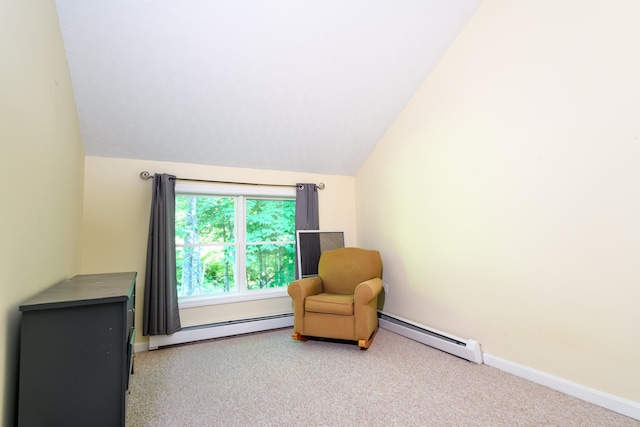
[148,313,294,350]
[378,312,483,364]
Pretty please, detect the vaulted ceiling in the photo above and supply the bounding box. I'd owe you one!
[55,1,482,175]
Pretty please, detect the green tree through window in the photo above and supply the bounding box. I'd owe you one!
[245,199,296,290]
[175,193,295,298]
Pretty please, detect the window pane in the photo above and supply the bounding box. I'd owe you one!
[246,199,295,242]
[177,246,237,296]
[245,243,295,290]
[176,195,235,245]
[176,192,295,300]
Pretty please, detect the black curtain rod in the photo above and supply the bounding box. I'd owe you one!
[139,171,325,190]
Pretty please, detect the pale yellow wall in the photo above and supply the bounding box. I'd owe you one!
[0,0,84,424]
[81,156,356,339]
[356,0,640,402]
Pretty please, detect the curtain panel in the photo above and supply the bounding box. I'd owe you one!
[143,173,182,336]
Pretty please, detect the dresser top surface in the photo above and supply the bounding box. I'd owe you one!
[20,272,137,311]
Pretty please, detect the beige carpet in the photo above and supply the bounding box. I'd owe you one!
[126,328,638,426]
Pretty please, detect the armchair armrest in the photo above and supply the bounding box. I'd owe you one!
[288,276,323,337]
[354,278,383,342]
[288,276,323,300]
[354,278,383,305]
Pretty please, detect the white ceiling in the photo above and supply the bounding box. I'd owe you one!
[55,1,482,176]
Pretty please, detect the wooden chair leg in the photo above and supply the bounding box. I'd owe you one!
[291,332,309,342]
[358,327,378,350]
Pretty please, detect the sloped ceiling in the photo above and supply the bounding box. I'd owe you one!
[55,1,482,175]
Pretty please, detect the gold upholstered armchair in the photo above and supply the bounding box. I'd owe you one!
[287,247,383,349]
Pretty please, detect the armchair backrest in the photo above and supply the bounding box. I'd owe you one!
[317,247,382,295]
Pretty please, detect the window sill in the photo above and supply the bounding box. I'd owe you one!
[178,288,290,309]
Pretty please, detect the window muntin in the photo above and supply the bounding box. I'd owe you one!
[175,184,295,303]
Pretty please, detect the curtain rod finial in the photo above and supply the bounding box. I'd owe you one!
[317,183,325,190]
[140,171,152,180]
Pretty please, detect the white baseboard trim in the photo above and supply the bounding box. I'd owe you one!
[483,353,640,421]
[134,342,150,353]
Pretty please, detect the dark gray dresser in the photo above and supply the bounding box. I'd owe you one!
[18,272,136,427]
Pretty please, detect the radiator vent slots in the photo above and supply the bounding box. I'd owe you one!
[378,313,483,364]
[148,311,482,365]
[148,313,294,350]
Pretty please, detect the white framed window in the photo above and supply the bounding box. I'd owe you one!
[175,182,296,307]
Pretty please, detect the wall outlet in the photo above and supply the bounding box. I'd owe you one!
[383,282,389,295]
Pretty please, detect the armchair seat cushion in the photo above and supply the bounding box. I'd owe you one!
[305,293,354,316]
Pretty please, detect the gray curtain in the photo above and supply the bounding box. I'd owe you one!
[143,173,182,336]
[295,183,320,279]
